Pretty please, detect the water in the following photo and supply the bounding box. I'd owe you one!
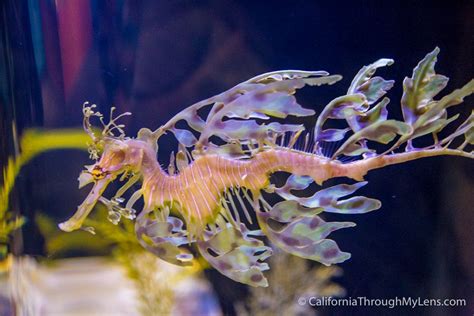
[1,1,473,315]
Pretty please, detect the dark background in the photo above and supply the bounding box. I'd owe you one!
[1,1,473,315]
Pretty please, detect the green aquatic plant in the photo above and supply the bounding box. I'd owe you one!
[59,48,473,287]
[37,206,204,315]
[0,129,90,262]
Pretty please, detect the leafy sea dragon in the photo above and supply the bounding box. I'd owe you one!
[59,48,473,287]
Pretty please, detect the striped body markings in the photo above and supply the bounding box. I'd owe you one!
[143,148,344,228]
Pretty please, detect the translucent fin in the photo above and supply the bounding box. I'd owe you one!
[234,188,253,224]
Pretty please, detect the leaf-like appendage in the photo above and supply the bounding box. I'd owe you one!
[348,58,394,105]
[171,128,197,147]
[346,97,389,132]
[197,222,272,287]
[228,93,315,119]
[247,70,331,84]
[314,94,368,142]
[466,126,474,145]
[413,79,474,131]
[175,149,189,172]
[264,200,323,223]
[135,210,194,266]
[256,179,381,266]
[154,48,471,161]
[401,47,449,125]
[177,109,206,132]
[199,82,315,145]
[212,120,303,142]
[318,128,350,142]
[441,111,474,147]
[355,77,395,105]
[203,143,248,159]
[462,112,474,145]
[411,113,459,140]
[278,174,314,192]
[226,111,270,120]
[324,94,368,120]
[333,120,411,157]
[276,180,381,214]
[314,59,394,152]
[257,208,354,265]
[159,71,341,154]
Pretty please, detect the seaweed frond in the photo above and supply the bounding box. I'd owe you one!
[0,129,89,263]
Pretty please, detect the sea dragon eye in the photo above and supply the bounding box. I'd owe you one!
[90,165,107,180]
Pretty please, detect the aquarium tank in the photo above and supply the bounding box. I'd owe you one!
[1,1,473,315]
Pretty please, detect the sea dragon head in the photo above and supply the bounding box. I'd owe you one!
[58,102,156,232]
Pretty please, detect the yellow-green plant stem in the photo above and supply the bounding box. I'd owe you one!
[1,128,89,262]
